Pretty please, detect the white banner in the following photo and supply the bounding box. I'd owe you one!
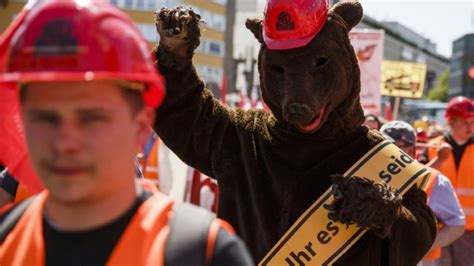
[349,30,384,116]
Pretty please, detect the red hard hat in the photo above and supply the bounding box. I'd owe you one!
[445,96,474,119]
[415,127,428,143]
[263,0,329,50]
[0,0,165,108]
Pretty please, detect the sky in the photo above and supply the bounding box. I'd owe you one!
[256,0,474,58]
[361,0,473,58]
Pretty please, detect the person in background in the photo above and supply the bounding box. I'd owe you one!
[380,121,465,266]
[422,96,474,266]
[0,1,253,265]
[364,114,383,130]
[137,132,174,195]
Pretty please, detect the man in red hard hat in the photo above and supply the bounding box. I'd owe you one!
[0,1,253,265]
[423,96,474,266]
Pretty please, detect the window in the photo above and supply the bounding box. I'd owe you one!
[401,47,413,61]
[135,23,159,42]
[195,65,224,84]
[116,0,184,10]
[187,4,225,32]
[136,0,145,10]
[197,39,225,57]
[210,0,226,5]
[209,41,222,56]
[124,0,133,9]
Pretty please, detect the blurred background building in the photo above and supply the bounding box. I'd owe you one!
[450,33,474,99]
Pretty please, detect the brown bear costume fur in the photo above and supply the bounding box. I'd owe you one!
[152,1,436,265]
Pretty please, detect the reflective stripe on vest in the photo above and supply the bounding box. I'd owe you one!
[457,188,474,196]
[427,136,474,230]
[463,208,474,215]
[14,183,32,203]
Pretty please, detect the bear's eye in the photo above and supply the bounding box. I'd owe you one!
[270,64,284,74]
[312,56,329,68]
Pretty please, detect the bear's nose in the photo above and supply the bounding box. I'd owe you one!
[287,103,311,118]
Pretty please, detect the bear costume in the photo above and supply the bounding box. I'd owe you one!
[152,1,436,265]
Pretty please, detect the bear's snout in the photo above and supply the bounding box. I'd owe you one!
[283,102,327,133]
[286,103,312,119]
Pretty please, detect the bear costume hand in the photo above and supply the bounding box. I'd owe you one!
[154,7,202,67]
[324,174,402,238]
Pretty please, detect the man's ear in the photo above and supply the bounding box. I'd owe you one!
[245,17,264,44]
[135,107,156,147]
[330,0,363,31]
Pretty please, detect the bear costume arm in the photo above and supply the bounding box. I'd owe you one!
[387,187,437,265]
[153,44,262,179]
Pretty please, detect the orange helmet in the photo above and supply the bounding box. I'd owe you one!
[0,0,165,108]
[445,96,474,119]
[263,0,329,50]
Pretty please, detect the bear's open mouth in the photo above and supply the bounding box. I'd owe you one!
[297,106,326,133]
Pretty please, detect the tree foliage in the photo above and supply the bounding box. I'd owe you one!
[427,70,449,102]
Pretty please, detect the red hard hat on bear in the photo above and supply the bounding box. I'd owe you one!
[1,0,165,108]
[445,96,474,119]
[263,0,329,50]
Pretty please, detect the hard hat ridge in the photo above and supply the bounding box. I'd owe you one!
[262,0,329,50]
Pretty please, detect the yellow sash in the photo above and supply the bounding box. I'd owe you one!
[260,141,429,266]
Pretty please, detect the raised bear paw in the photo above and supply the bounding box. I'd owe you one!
[324,174,402,238]
[154,7,202,60]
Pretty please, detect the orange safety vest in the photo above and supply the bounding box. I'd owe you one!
[140,137,160,183]
[14,183,32,203]
[427,136,474,230]
[1,191,234,266]
[423,167,441,260]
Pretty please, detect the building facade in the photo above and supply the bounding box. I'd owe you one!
[0,0,226,95]
[449,33,474,99]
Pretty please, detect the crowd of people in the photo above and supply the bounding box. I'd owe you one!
[364,96,474,266]
[1,0,473,265]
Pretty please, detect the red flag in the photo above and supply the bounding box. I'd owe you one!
[220,74,227,104]
[384,101,392,121]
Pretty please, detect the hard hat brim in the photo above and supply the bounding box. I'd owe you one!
[0,71,165,109]
[263,31,317,50]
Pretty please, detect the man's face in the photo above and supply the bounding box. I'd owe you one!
[449,116,474,142]
[21,81,153,204]
[394,140,415,158]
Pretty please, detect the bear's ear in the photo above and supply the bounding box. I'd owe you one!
[330,0,363,31]
[245,17,264,44]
